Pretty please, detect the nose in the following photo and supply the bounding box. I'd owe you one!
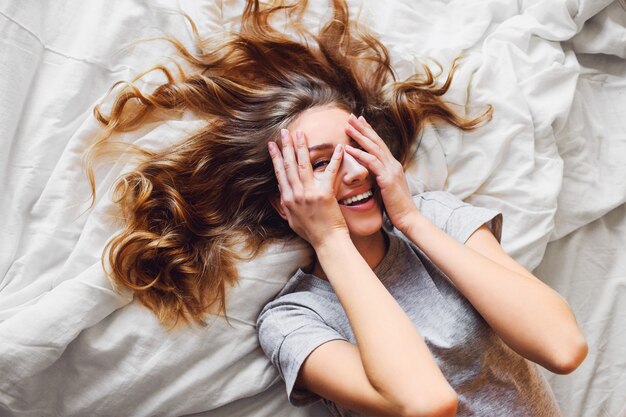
[340,151,369,185]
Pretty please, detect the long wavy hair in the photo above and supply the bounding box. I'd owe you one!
[86,0,491,327]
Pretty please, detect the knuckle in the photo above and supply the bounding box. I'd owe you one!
[311,194,323,204]
[295,187,307,199]
[311,191,324,201]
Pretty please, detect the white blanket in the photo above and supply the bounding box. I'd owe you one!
[1,0,624,416]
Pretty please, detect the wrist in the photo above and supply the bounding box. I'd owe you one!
[395,208,426,236]
[402,212,444,252]
[312,230,353,254]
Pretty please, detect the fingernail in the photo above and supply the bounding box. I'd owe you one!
[296,131,303,141]
[348,114,357,121]
[359,116,366,122]
[281,129,288,139]
[345,144,354,150]
[268,142,275,152]
[335,144,343,153]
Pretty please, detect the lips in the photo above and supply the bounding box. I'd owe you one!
[338,189,374,206]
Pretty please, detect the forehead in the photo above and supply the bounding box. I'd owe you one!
[288,105,351,148]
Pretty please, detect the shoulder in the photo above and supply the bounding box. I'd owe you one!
[412,190,470,214]
[390,191,503,245]
[256,271,347,406]
[257,270,344,345]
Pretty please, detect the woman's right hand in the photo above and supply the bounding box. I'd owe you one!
[269,129,349,249]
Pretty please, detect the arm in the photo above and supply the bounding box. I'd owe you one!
[304,234,457,417]
[402,217,588,374]
[268,129,457,417]
[344,115,588,375]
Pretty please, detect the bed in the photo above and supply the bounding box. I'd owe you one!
[0,0,624,416]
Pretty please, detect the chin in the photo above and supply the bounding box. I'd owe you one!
[344,213,384,239]
[339,196,384,238]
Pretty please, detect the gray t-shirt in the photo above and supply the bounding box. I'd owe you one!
[257,191,561,417]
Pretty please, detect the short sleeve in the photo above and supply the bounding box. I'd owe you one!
[412,191,503,244]
[256,296,347,406]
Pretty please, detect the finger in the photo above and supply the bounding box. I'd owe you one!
[294,130,314,186]
[344,144,385,176]
[352,114,379,140]
[348,114,379,139]
[347,114,391,156]
[280,129,303,192]
[358,115,371,127]
[345,123,383,158]
[323,143,344,185]
[268,141,293,200]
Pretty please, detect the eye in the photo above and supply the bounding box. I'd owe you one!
[312,159,330,171]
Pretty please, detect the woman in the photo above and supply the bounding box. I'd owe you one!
[257,108,587,417]
[88,0,482,324]
[88,0,587,415]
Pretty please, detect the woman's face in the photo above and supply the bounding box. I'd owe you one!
[287,105,384,240]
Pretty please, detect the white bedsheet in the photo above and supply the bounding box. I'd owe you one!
[0,0,624,416]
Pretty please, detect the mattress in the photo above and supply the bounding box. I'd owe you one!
[0,0,624,416]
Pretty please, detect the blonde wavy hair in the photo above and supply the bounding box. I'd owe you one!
[86,0,491,327]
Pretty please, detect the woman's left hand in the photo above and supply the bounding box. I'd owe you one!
[344,114,418,234]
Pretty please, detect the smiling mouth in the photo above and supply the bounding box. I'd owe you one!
[338,189,374,206]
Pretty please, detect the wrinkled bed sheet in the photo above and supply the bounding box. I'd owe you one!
[0,0,624,416]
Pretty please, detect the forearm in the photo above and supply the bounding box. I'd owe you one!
[403,211,587,373]
[314,234,456,411]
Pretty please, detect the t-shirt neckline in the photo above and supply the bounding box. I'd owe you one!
[293,227,402,288]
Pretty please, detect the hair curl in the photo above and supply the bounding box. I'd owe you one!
[85,0,492,327]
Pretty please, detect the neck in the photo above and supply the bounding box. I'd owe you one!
[312,229,387,280]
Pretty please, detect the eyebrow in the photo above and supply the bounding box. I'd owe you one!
[308,143,336,153]
[308,139,359,153]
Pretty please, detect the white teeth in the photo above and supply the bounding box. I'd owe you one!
[340,190,373,205]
